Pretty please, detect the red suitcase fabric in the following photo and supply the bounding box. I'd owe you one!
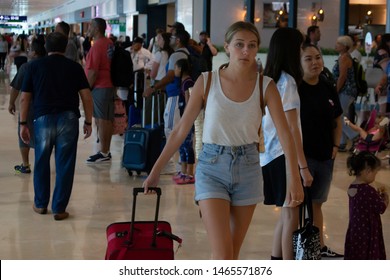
[105,221,174,260]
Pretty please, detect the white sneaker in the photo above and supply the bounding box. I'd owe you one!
[86,152,112,163]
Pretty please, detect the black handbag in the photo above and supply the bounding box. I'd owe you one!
[292,188,322,260]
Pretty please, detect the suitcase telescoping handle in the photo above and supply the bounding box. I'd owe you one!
[143,90,161,128]
[134,70,161,129]
[130,187,161,247]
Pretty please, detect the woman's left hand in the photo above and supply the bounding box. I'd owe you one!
[284,174,304,207]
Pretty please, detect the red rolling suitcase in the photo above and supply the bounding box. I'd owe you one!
[105,187,182,260]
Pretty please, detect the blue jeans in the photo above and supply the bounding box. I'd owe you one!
[179,127,195,164]
[339,93,359,146]
[33,111,79,213]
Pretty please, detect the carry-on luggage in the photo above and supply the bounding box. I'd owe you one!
[128,71,144,127]
[105,187,182,260]
[122,74,164,176]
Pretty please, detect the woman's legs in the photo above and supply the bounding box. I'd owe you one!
[230,204,257,259]
[271,206,299,260]
[199,198,256,259]
[280,206,299,259]
[199,199,232,259]
[271,214,283,258]
[312,202,324,247]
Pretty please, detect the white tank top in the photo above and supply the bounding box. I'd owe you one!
[202,69,272,146]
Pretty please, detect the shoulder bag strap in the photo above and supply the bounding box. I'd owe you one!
[203,71,213,109]
[259,73,265,116]
[257,73,265,153]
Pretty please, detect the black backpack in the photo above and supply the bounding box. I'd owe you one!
[176,49,208,81]
[320,66,337,90]
[111,46,133,87]
[352,58,368,97]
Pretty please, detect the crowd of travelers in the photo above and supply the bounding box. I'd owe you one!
[4,18,389,260]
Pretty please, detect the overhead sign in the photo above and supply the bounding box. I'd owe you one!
[108,19,120,24]
[0,15,27,23]
[0,24,23,29]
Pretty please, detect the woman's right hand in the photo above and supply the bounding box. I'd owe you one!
[142,171,160,194]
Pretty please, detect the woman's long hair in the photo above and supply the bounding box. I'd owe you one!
[264,28,303,85]
[160,32,174,57]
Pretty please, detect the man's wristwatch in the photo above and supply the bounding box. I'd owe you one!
[84,121,92,126]
[19,121,27,126]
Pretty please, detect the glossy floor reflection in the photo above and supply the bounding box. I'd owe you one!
[0,65,389,260]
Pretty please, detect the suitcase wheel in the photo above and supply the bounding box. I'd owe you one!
[126,170,141,176]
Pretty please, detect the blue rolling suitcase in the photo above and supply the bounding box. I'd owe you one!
[128,71,144,128]
[122,80,164,176]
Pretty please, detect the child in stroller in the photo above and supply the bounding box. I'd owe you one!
[344,110,389,154]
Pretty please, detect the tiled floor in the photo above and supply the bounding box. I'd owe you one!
[0,62,389,260]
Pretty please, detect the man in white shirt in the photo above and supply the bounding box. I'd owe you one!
[126,36,152,72]
[126,36,153,113]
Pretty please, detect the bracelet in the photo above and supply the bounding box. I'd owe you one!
[19,121,27,125]
[333,144,340,148]
[84,121,92,126]
[299,166,308,170]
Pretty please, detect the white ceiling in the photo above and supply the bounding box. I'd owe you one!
[0,0,387,21]
[350,0,386,4]
[0,0,71,18]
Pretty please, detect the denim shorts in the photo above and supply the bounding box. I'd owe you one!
[92,87,115,121]
[195,143,263,206]
[307,158,334,203]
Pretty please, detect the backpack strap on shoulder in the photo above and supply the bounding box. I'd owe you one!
[203,71,213,110]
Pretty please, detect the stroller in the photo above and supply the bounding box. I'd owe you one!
[353,107,390,156]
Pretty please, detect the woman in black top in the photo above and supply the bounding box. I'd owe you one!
[298,44,344,258]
